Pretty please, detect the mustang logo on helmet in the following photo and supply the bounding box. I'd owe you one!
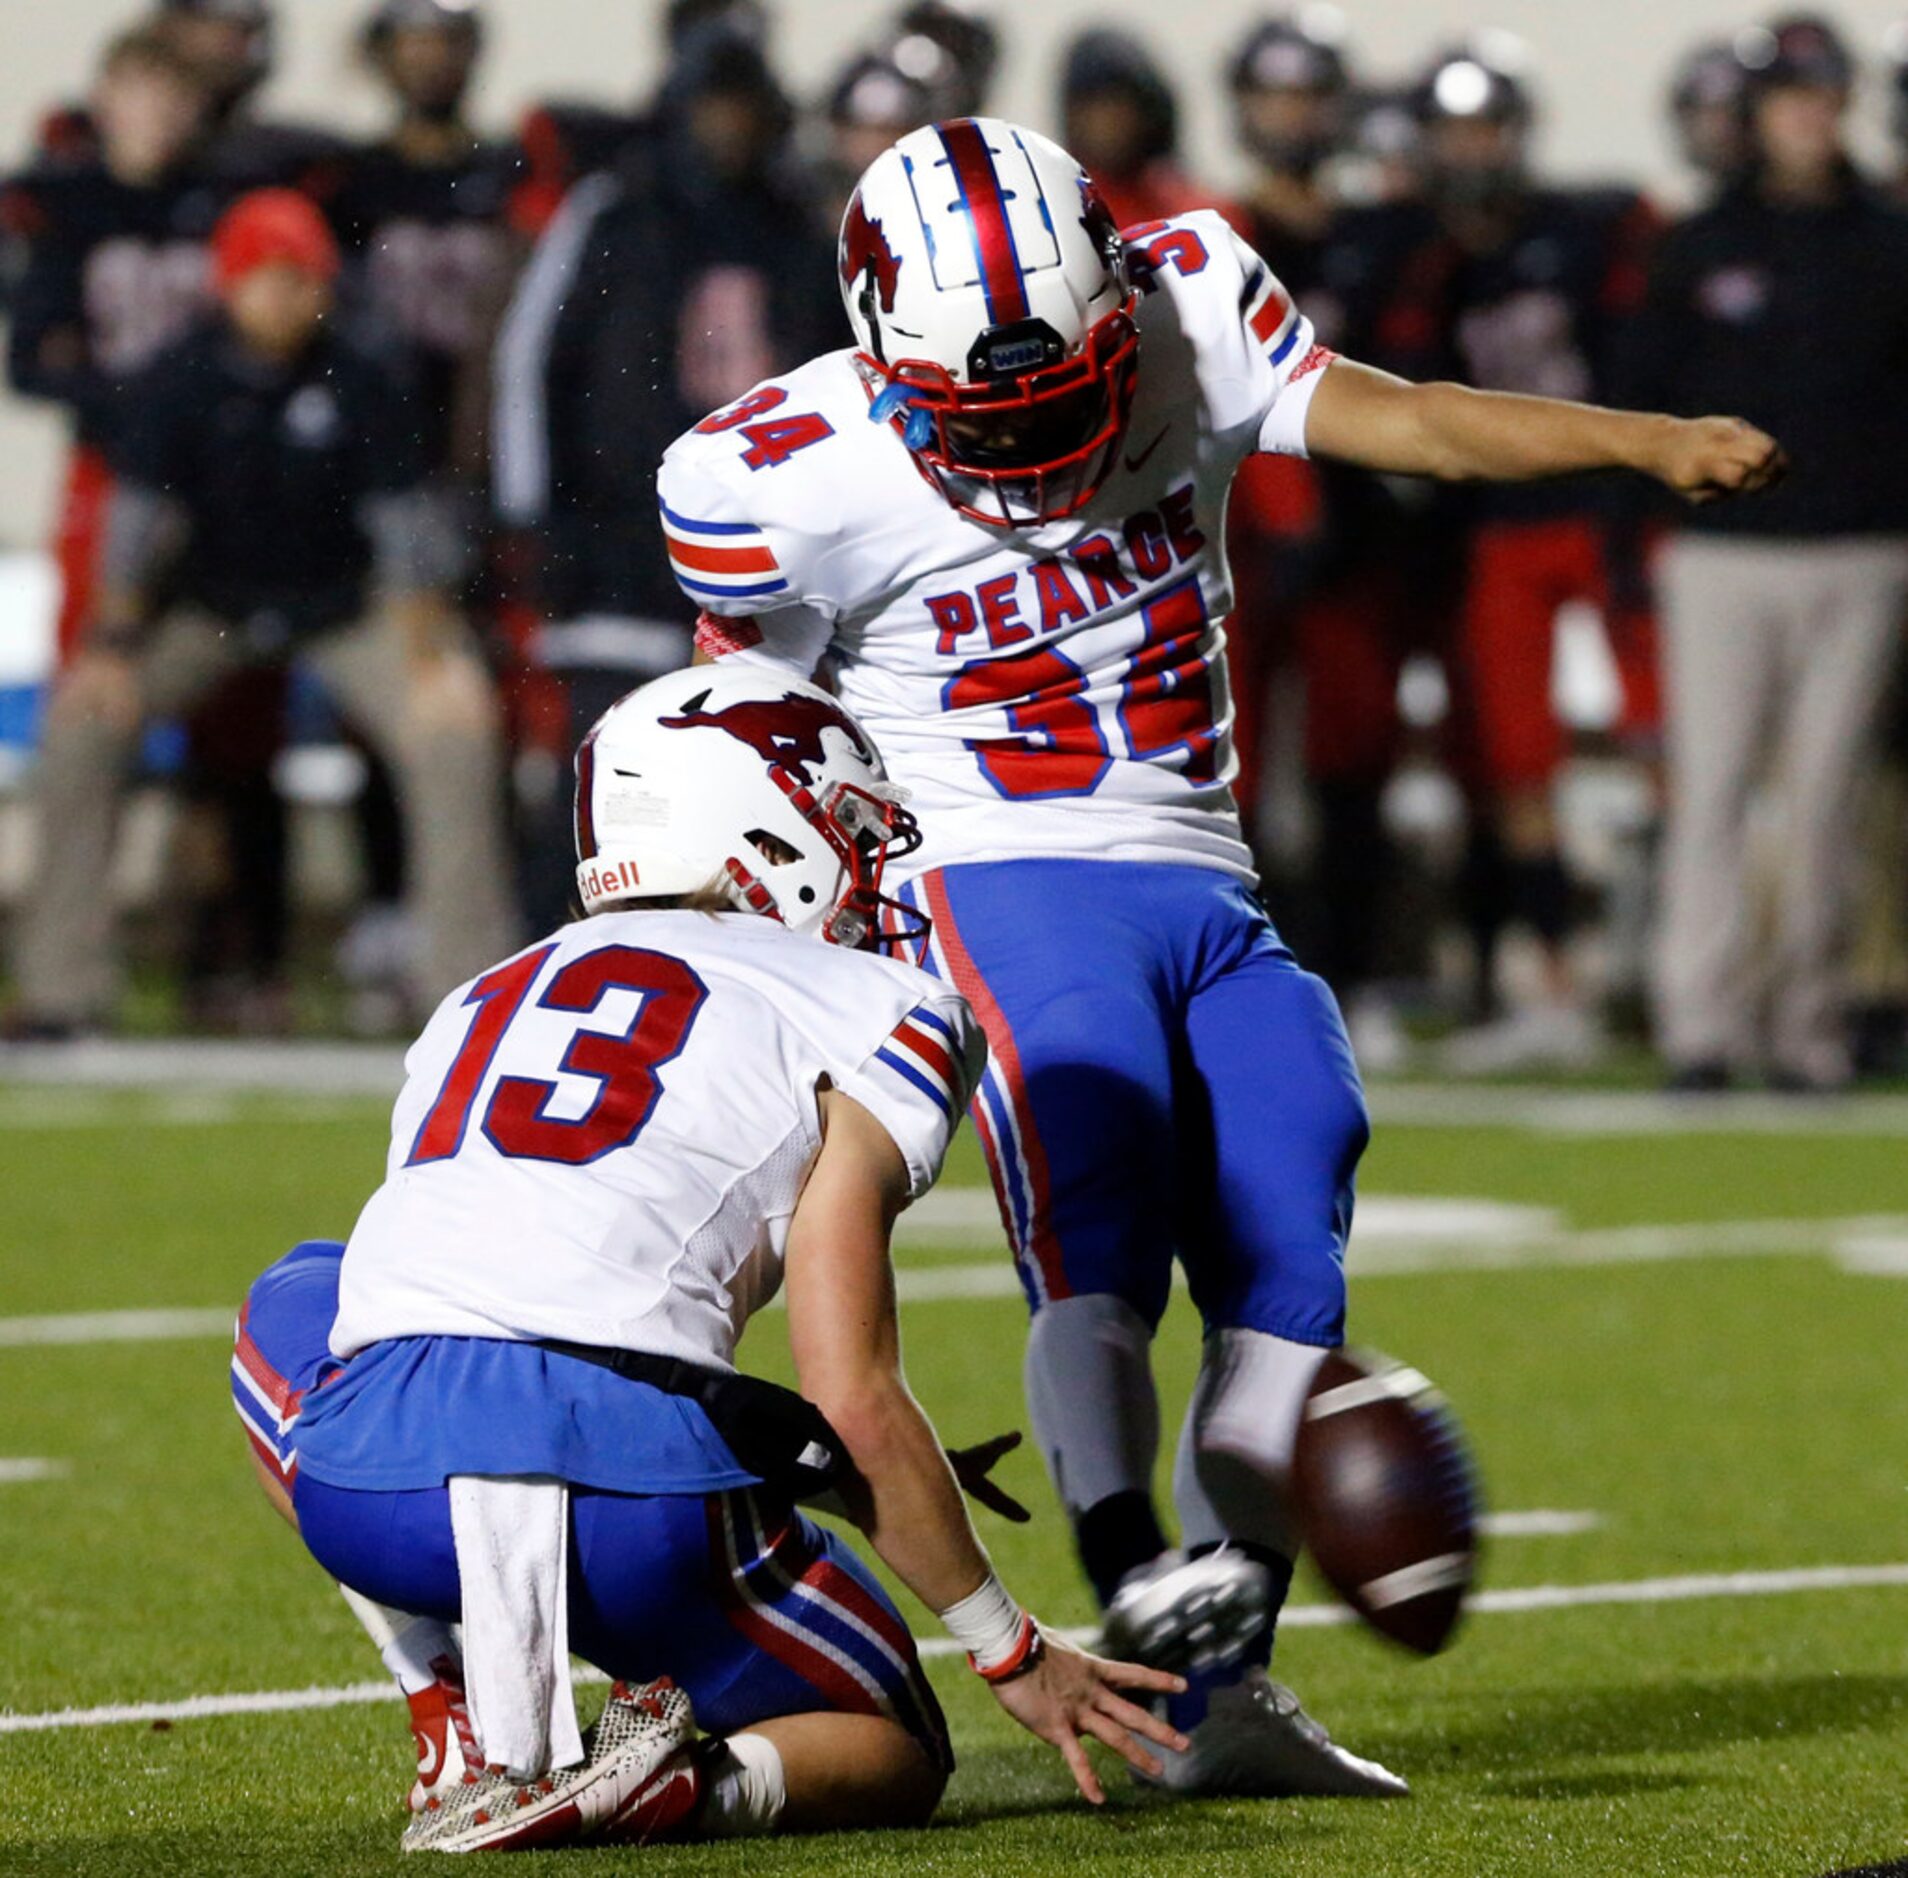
[841,191,903,318]
[660,688,876,787]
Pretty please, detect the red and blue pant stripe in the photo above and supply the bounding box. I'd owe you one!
[899,858,1365,1343]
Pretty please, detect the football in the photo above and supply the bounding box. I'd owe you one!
[1290,1348,1480,1655]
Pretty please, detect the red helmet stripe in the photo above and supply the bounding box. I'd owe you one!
[937,119,1031,326]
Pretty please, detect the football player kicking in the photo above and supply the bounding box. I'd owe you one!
[230,667,1186,1853]
[659,117,1783,1796]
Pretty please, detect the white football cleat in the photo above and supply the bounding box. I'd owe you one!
[1100,1549,1273,1678]
[400,1677,697,1854]
[1142,1669,1409,1800]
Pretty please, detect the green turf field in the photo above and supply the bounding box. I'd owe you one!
[3,1073,1906,1877]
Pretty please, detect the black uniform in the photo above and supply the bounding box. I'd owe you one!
[1372,186,1661,523]
[114,321,429,640]
[2,158,233,449]
[1621,168,1908,540]
[330,136,525,471]
[1231,198,1453,994]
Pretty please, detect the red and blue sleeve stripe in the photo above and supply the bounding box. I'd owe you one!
[872,1005,966,1120]
[659,497,790,601]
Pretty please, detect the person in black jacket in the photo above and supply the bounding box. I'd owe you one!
[1625,15,1908,1091]
[491,19,835,929]
[7,189,517,1037]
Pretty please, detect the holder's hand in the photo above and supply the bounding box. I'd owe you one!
[990,1632,1188,1805]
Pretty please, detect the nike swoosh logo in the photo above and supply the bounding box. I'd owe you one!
[1124,425,1171,473]
[416,1734,441,1779]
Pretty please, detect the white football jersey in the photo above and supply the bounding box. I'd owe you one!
[658,211,1332,884]
[331,910,984,1368]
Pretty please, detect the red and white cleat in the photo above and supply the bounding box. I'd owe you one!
[406,1654,480,1814]
[600,1746,704,1845]
[399,1677,697,1855]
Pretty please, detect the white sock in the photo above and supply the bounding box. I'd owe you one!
[697,1732,786,1838]
[1172,1328,1329,1555]
[337,1582,457,1698]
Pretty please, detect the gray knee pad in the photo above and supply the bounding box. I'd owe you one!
[1172,1328,1331,1558]
[1024,1293,1159,1518]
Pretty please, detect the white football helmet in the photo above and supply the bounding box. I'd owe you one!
[573,667,922,950]
[839,116,1140,527]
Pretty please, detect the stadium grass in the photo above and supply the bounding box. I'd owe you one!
[2,1091,1906,1875]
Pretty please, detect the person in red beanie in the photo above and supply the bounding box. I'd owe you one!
[209,185,341,349]
[5,185,519,1040]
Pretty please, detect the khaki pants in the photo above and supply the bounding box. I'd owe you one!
[1653,535,1908,1078]
[15,607,519,1023]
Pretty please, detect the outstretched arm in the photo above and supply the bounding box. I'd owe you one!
[785,1088,1185,1802]
[1304,356,1785,505]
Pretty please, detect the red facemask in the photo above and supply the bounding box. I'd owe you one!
[858,297,1141,528]
[722,769,927,953]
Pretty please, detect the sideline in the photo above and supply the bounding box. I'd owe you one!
[6,1045,1908,1136]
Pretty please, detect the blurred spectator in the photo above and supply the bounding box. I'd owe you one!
[492,20,835,930]
[156,0,272,119]
[889,1,998,118]
[23,0,270,169]
[1668,39,1753,199]
[668,0,768,49]
[814,46,948,234]
[1223,14,1344,853]
[156,0,351,198]
[1059,29,1237,229]
[324,0,530,1014]
[1376,39,1663,1070]
[513,0,768,238]
[1223,13,1445,1061]
[4,189,514,1037]
[1340,85,1422,209]
[1625,14,1908,1091]
[336,0,524,485]
[4,28,221,660]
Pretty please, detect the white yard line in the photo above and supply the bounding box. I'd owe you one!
[0,1040,406,1096]
[0,1089,379,1130]
[0,1458,69,1483]
[1479,1509,1603,1538]
[6,1560,1907,1737]
[1345,1212,1908,1277]
[10,1206,1908,1351]
[0,1308,233,1348]
[1370,1082,1908,1137]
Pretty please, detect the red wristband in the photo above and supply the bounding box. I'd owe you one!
[969,1612,1042,1683]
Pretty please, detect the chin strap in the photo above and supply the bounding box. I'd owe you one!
[868,381,937,451]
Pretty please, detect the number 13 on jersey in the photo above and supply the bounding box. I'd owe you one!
[407,945,707,1168]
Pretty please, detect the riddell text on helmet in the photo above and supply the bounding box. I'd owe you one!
[578,859,642,901]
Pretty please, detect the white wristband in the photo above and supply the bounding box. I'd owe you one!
[938,1572,1035,1678]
